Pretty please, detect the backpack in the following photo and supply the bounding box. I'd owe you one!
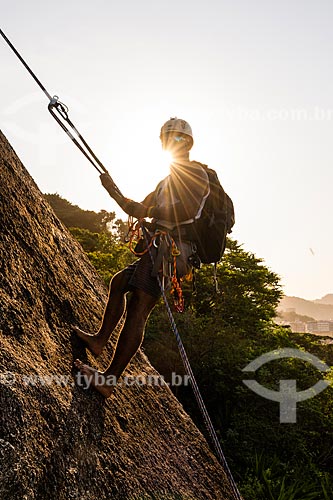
[186,165,235,264]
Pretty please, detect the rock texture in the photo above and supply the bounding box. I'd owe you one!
[0,130,236,500]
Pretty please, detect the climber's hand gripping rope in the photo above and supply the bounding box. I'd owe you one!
[101,173,148,219]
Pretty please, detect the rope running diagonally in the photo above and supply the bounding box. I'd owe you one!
[0,28,124,198]
[141,225,243,500]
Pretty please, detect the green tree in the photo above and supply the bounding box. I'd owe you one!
[188,239,283,332]
[45,193,116,233]
[68,227,134,285]
[69,227,123,253]
[87,244,134,285]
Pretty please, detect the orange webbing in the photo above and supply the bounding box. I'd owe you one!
[127,218,167,257]
[170,240,184,313]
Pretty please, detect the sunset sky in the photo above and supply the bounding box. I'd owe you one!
[1,0,332,300]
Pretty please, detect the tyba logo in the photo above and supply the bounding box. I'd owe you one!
[242,348,331,423]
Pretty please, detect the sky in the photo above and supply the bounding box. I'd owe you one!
[1,0,332,300]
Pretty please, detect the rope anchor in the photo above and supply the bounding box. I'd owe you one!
[49,95,69,119]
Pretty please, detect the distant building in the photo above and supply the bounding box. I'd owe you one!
[286,320,333,335]
[289,321,307,333]
[306,321,333,333]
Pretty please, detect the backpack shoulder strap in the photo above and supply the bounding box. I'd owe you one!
[190,160,208,169]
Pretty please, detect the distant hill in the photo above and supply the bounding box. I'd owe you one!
[276,310,315,323]
[279,295,333,320]
[314,294,333,305]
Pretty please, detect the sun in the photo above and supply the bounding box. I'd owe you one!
[107,134,175,205]
[161,149,174,168]
[160,149,173,171]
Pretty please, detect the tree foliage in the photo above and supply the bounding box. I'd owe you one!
[188,239,283,332]
[87,246,134,285]
[45,193,126,236]
[67,227,133,285]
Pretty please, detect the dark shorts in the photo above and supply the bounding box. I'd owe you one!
[122,238,193,299]
[123,247,162,298]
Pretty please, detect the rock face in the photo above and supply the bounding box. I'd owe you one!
[0,131,236,500]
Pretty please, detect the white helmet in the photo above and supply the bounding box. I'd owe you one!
[160,117,193,147]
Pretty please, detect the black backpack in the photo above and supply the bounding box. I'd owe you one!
[186,165,235,264]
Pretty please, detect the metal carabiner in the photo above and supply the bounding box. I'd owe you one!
[49,95,69,120]
[153,234,160,248]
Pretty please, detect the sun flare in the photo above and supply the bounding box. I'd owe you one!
[161,149,174,168]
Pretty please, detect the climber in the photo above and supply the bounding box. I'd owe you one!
[74,118,211,398]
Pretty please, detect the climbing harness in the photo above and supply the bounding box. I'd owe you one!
[126,218,168,258]
[127,219,185,312]
[0,29,123,199]
[141,224,243,500]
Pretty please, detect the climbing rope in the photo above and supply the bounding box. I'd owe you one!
[141,225,243,500]
[0,28,123,199]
